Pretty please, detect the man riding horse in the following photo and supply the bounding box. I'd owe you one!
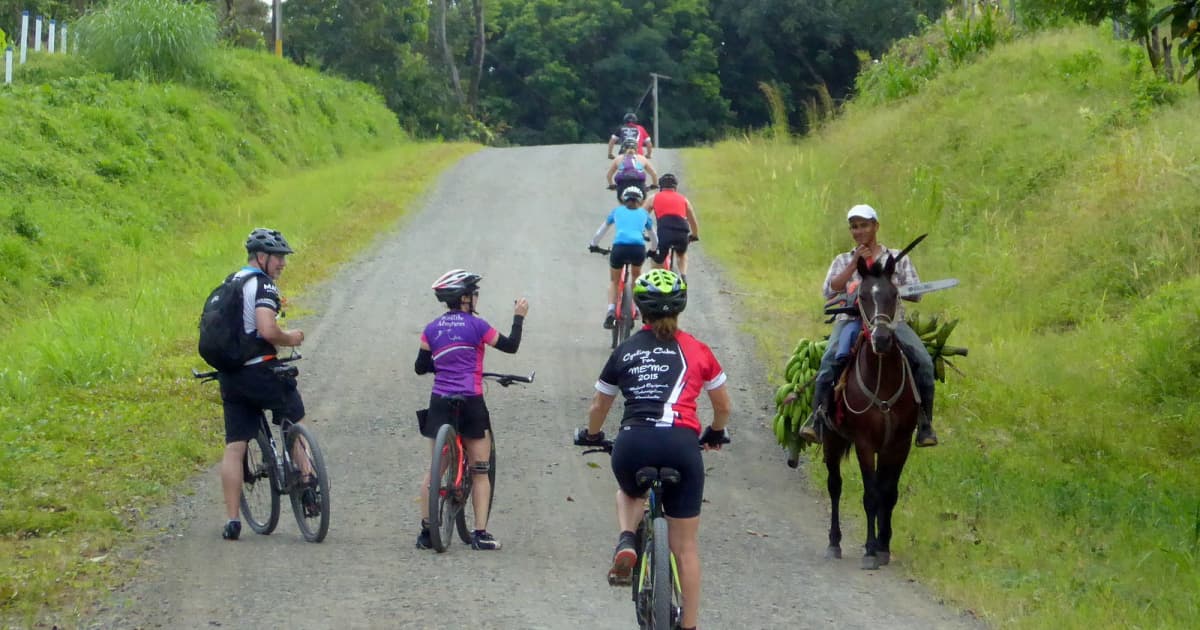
[798,204,939,447]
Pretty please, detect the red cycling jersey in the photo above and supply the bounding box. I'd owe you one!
[650,189,688,220]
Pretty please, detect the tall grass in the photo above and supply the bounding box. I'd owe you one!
[75,0,218,82]
[685,24,1200,629]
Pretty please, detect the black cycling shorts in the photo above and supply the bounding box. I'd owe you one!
[652,216,691,264]
[611,425,705,518]
[610,243,648,270]
[219,362,306,444]
[420,394,491,440]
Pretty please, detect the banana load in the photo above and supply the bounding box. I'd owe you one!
[771,337,827,467]
[907,312,968,383]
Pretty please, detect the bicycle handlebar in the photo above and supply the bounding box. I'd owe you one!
[192,353,303,382]
[481,371,536,387]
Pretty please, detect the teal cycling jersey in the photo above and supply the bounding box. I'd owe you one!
[607,206,653,246]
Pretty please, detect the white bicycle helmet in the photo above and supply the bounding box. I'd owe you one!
[621,187,644,202]
[432,269,482,304]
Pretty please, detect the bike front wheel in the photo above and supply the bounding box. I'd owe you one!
[456,430,496,544]
[286,423,331,543]
[429,423,464,552]
[240,429,280,535]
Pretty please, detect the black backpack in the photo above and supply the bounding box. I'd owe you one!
[198,270,264,372]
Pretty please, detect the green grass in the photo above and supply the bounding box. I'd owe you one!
[685,25,1200,629]
[0,45,480,622]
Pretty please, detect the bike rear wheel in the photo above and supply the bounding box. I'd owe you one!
[429,423,464,552]
[240,429,280,535]
[456,430,496,544]
[618,268,635,345]
[286,423,331,543]
[650,517,673,630]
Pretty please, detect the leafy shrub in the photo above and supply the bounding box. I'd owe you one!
[75,0,218,82]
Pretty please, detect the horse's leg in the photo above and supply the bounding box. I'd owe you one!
[876,460,905,566]
[856,445,881,570]
[823,441,843,559]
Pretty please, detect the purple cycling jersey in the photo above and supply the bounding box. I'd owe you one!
[421,311,499,396]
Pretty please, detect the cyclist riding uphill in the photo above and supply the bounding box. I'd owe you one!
[214,228,309,541]
[646,173,700,282]
[414,269,529,551]
[575,269,733,630]
[607,112,653,159]
[797,204,939,448]
[590,187,659,330]
[607,138,658,203]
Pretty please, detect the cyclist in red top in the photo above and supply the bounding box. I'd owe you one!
[576,269,733,630]
[646,173,700,282]
[607,112,654,159]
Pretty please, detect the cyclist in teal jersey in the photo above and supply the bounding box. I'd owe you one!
[589,187,659,329]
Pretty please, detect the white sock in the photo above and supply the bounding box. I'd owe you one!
[607,304,615,312]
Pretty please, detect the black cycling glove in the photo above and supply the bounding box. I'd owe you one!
[574,427,606,446]
[698,426,730,447]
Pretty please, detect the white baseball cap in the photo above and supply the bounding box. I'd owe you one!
[847,204,878,222]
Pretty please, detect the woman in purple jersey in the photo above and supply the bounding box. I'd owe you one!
[413,269,529,551]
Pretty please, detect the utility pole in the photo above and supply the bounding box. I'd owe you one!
[273,0,282,58]
[650,72,671,150]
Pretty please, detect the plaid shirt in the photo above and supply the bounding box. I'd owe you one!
[822,244,920,321]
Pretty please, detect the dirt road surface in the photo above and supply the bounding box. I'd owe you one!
[83,145,982,629]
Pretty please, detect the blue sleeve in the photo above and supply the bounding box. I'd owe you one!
[606,209,615,225]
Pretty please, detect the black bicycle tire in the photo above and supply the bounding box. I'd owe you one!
[428,423,462,553]
[619,271,635,344]
[240,429,280,535]
[651,517,672,630]
[286,423,331,543]
[633,517,648,626]
[456,431,496,544]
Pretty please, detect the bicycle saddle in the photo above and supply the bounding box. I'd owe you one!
[635,466,681,488]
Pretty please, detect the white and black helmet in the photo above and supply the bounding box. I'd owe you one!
[621,187,644,202]
[432,268,482,304]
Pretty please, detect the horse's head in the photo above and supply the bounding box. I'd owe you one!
[855,254,900,355]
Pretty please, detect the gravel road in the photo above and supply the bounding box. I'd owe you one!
[83,145,982,630]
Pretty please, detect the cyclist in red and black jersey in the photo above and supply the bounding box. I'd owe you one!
[646,173,700,282]
[575,269,732,630]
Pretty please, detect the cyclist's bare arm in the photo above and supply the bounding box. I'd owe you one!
[586,390,617,435]
[256,306,303,346]
[606,159,619,185]
[643,159,659,187]
[707,384,732,431]
[607,135,618,158]
[685,202,700,237]
[644,137,654,158]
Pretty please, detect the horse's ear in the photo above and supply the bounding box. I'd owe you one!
[883,254,896,277]
[856,254,871,277]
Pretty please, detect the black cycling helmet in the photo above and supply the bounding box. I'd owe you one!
[659,173,678,189]
[245,228,294,254]
[633,269,687,317]
[432,268,482,304]
[623,112,638,124]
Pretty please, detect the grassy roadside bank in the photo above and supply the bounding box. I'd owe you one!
[0,142,478,623]
[684,25,1200,630]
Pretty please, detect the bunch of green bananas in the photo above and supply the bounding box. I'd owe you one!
[908,312,968,382]
[771,337,828,466]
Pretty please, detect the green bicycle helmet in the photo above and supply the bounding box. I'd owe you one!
[633,269,687,317]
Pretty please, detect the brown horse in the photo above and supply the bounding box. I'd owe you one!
[823,253,921,570]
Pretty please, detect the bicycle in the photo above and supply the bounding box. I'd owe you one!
[589,245,640,349]
[425,371,535,553]
[654,235,699,277]
[192,354,331,543]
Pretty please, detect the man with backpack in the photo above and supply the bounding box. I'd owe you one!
[607,112,653,159]
[200,227,309,541]
[606,138,658,203]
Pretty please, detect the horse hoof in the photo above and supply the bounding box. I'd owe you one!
[861,555,880,570]
[825,546,842,559]
[877,551,890,566]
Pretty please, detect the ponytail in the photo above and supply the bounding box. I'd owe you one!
[648,315,679,341]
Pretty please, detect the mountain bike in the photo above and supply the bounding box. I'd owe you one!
[589,245,639,349]
[192,354,331,543]
[655,234,698,277]
[425,371,535,553]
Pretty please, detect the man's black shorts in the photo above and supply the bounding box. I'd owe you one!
[219,362,306,444]
[419,394,491,440]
